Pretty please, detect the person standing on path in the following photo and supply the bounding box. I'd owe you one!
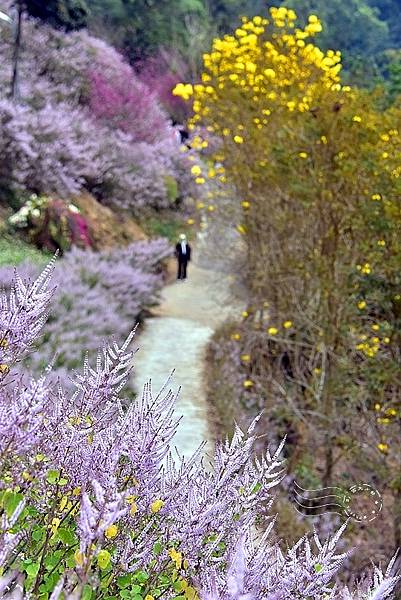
[175,233,191,281]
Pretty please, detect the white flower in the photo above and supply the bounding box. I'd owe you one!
[68,204,80,214]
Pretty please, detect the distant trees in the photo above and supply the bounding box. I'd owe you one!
[24,0,89,30]
[9,0,89,99]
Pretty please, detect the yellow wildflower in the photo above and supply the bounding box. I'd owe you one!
[234,135,244,144]
[59,495,68,511]
[377,443,389,453]
[264,68,276,78]
[243,380,254,388]
[241,354,251,362]
[105,524,118,539]
[50,518,61,536]
[357,300,366,310]
[150,499,164,514]
[268,327,278,335]
[283,320,293,329]
[169,548,183,569]
[191,165,202,176]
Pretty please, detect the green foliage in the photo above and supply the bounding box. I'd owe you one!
[0,234,50,267]
[86,0,207,62]
[164,175,179,203]
[141,214,192,242]
[206,0,266,31]
[367,0,401,47]
[24,0,89,31]
[282,0,389,71]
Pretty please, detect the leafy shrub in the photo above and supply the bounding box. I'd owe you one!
[0,12,188,213]
[9,194,92,253]
[176,3,401,560]
[0,264,398,598]
[0,239,171,389]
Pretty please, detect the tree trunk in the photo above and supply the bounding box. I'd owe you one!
[11,1,23,101]
[323,433,333,487]
[393,484,401,550]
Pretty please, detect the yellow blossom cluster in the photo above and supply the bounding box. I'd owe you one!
[173,5,344,146]
[356,337,381,358]
[267,321,293,336]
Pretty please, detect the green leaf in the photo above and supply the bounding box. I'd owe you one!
[46,469,60,484]
[173,581,185,592]
[56,527,76,545]
[314,563,323,573]
[25,562,40,578]
[135,571,149,584]
[131,585,142,593]
[153,541,163,555]
[251,482,262,494]
[3,490,24,519]
[117,575,132,589]
[32,527,46,542]
[82,585,93,600]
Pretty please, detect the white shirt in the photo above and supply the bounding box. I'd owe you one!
[181,241,187,255]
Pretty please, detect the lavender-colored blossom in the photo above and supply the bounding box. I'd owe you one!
[0,10,189,212]
[0,239,171,390]
[0,263,398,599]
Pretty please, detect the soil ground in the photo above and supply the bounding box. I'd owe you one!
[133,250,241,458]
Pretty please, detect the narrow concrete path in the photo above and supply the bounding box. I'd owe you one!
[133,255,239,458]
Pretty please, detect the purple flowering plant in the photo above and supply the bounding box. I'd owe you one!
[0,262,398,599]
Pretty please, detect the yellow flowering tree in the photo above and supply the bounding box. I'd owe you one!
[176,4,401,555]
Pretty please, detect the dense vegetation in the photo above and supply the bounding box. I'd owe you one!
[0,254,398,599]
[175,1,401,577]
[82,0,401,96]
[1,0,401,597]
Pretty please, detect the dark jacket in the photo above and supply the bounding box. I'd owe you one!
[175,242,191,262]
